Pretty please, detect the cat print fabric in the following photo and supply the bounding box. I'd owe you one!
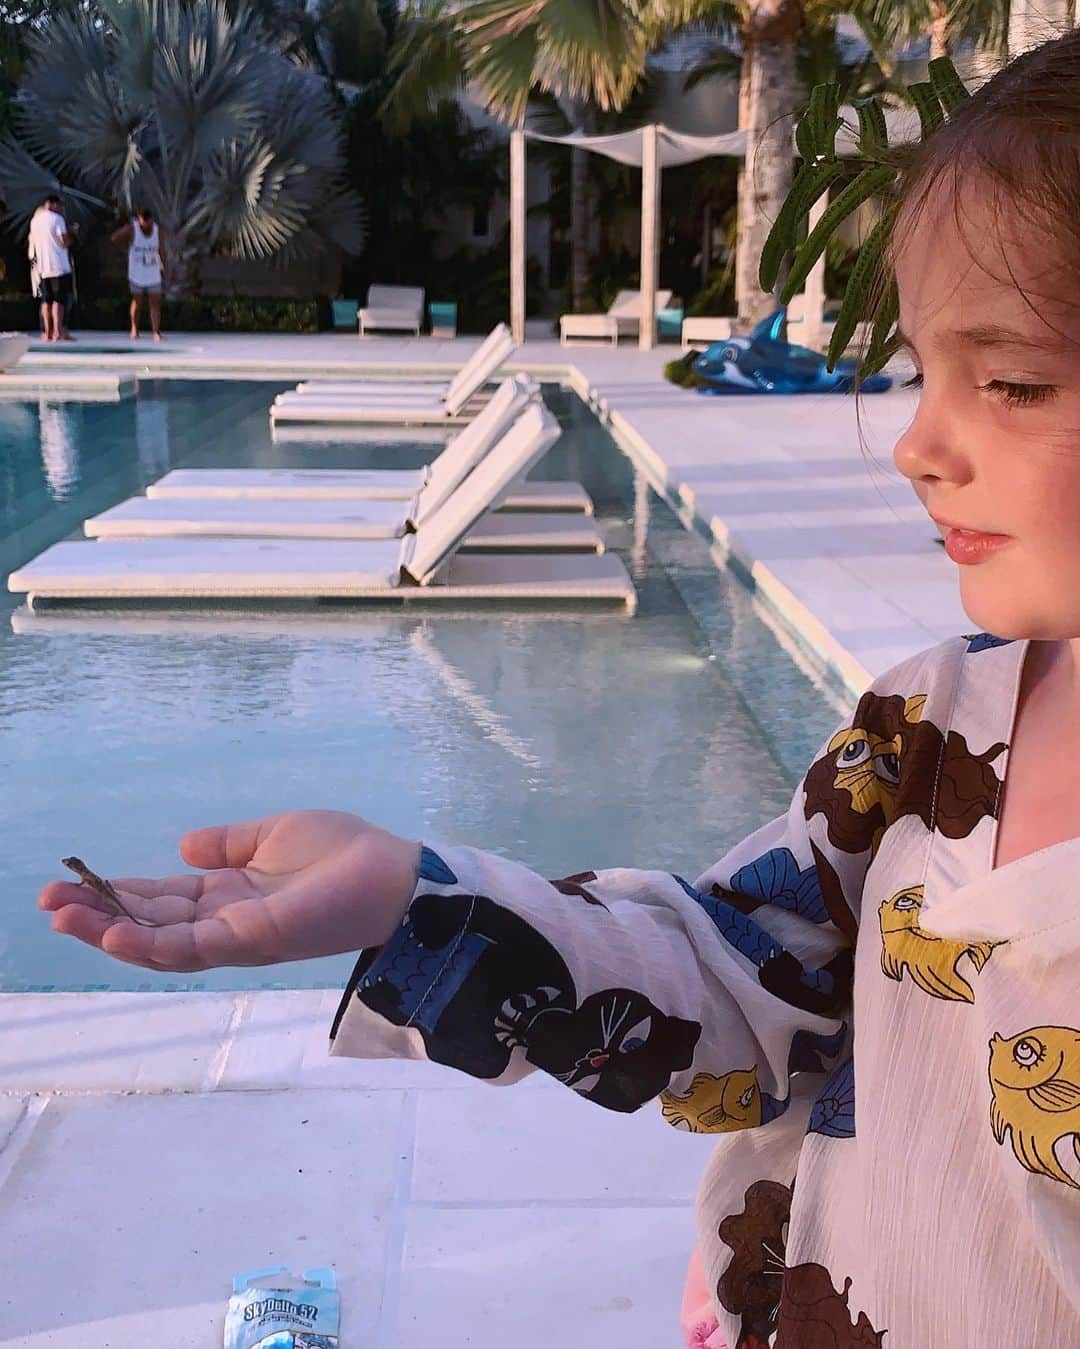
[330,634,1080,1345]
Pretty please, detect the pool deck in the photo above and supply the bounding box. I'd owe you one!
[1,330,961,1347]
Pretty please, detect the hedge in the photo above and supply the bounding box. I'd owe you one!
[0,295,325,332]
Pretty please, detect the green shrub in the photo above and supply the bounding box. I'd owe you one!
[0,295,324,332]
[664,354,706,389]
[686,267,734,318]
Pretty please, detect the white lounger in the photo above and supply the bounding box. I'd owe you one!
[559,290,673,346]
[10,405,635,608]
[151,374,593,516]
[270,324,516,425]
[86,381,602,552]
[148,469,594,515]
[83,499,602,552]
[358,284,424,336]
[298,324,513,401]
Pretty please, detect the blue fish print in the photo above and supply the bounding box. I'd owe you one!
[808,1058,856,1138]
[418,846,458,885]
[731,847,829,925]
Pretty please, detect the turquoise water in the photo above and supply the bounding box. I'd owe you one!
[0,380,846,991]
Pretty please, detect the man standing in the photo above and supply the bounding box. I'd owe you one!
[28,194,75,342]
[112,208,165,341]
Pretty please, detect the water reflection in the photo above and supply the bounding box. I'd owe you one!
[135,398,171,478]
[39,402,80,500]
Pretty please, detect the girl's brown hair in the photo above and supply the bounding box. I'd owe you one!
[880,30,1080,336]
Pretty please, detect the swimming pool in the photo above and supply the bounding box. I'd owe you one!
[0,380,846,991]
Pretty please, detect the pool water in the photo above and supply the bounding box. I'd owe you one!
[0,380,846,991]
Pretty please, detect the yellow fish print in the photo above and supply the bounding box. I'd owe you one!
[661,1068,763,1133]
[879,885,996,1003]
[827,695,926,841]
[989,1027,1080,1189]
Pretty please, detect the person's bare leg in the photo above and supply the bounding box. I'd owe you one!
[39,301,48,340]
[148,292,162,341]
[129,295,140,340]
[45,301,60,342]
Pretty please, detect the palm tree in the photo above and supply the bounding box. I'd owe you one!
[1008,0,1075,56]
[687,1,1011,324]
[723,1,802,326]
[0,0,366,296]
[386,2,810,323]
[854,0,1007,64]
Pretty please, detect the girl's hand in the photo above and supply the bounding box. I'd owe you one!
[38,811,420,973]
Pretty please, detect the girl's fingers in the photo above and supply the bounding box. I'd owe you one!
[105,912,256,972]
[51,902,215,972]
[180,817,281,871]
[39,878,198,923]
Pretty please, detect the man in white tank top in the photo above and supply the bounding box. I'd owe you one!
[111,207,165,341]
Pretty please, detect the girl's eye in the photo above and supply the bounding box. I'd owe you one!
[901,372,923,391]
[982,380,1057,408]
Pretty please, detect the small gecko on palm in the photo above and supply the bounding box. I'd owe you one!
[61,856,159,927]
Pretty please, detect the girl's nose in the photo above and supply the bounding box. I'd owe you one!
[892,397,974,489]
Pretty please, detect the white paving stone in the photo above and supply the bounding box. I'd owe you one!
[0,991,239,1093]
[411,1085,715,1203]
[0,1089,404,1347]
[396,1205,696,1349]
[0,1096,28,1152]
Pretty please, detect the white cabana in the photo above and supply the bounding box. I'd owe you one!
[508,109,918,349]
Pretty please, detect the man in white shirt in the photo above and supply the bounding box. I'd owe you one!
[28,194,76,342]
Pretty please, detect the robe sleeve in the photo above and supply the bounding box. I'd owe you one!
[328,697,880,1123]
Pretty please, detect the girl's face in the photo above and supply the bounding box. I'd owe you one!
[892,178,1080,639]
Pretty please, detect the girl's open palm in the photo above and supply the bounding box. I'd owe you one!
[38,811,420,973]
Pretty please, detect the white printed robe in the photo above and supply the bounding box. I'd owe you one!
[330,633,1080,1347]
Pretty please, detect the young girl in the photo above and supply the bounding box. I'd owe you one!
[39,33,1080,1347]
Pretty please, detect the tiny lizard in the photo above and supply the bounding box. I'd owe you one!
[61,856,159,927]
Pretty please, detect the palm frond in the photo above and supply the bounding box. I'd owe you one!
[462,0,649,116]
[153,1,264,165]
[380,0,468,134]
[187,135,306,257]
[0,136,61,230]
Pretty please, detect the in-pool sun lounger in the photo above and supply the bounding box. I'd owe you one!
[270,324,517,426]
[148,468,593,515]
[149,376,594,516]
[10,405,636,609]
[84,382,603,553]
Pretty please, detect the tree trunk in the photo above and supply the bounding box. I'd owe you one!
[1008,0,1075,57]
[570,145,590,310]
[567,97,595,311]
[735,1,804,332]
[733,49,753,319]
[928,0,949,58]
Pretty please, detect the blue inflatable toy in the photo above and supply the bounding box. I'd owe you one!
[690,310,892,395]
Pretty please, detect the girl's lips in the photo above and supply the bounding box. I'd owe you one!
[942,527,1012,566]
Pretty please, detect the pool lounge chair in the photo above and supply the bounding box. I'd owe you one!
[559,290,673,346]
[296,323,513,399]
[358,285,424,336]
[148,469,594,516]
[10,405,636,609]
[270,324,517,426]
[85,382,604,553]
[152,374,594,516]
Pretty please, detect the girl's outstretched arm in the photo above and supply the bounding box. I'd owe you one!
[330,712,876,1124]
